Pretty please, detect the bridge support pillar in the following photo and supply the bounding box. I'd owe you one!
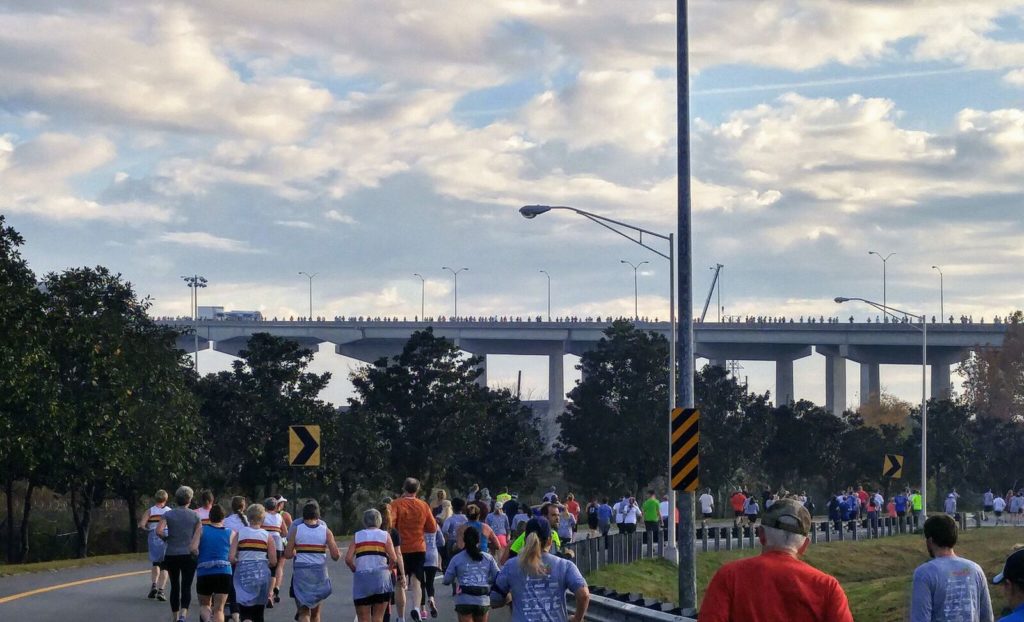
[475,355,487,388]
[860,363,880,407]
[547,349,565,447]
[825,354,847,416]
[931,363,951,399]
[775,359,794,406]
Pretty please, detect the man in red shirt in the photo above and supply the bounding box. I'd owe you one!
[390,477,437,622]
[729,490,747,527]
[856,485,869,520]
[699,498,853,622]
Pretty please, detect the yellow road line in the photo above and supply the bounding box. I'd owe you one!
[0,570,147,604]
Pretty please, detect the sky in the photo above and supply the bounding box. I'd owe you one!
[2,1,1023,408]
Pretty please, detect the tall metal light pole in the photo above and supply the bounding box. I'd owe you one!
[932,265,944,321]
[298,271,317,320]
[868,251,895,321]
[441,266,468,318]
[412,273,425,319]
[181,274,208,372]
[676,0,698,609]
[836,296,927,516]
[710,264,723,322]
[539,270,551,321]
[518,204,680,585]
[621,260,649,320]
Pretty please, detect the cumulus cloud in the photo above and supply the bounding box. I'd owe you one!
[0,132,172,223]
[0,5,332,141]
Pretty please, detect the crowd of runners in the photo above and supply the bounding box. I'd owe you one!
[138,478,592,622]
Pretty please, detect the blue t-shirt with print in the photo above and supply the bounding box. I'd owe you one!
[495,552,587,622]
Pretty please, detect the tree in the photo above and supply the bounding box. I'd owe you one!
[195,333,335,500]
[909,399,973,506]
[43,266,199,557]
[346,328,535,496]
[0,216,53,562]
[557,320,668,495]
[765,400,847,493]
[858,392,913,429]
[959,312,1024,421]
[452,388,545,494]
[695,365,773,495]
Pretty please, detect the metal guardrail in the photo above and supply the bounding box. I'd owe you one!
[568,589,695,622]
[562,513,974,618]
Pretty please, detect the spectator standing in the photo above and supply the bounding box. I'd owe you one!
[945,492,959,517]
[909,514,992,622]
[642,491,662,542]
[911,489,924,528]
[596,498,613,539]
[698,488,715,529]
[983,489,995,523]
[994,495,1007,526]
[620,497,642,535]
[992,549,1024,622]
[698,499,853,622]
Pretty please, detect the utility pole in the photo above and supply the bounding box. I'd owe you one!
[181,274,208,372]
[676,0,697,613]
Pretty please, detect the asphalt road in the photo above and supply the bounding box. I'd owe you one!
[0,558,512,622]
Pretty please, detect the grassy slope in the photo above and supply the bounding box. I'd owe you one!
[0,552,146,577]
[586,529,1021,621]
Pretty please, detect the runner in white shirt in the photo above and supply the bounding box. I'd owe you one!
[698,489,715,529]
[621,497,642,535]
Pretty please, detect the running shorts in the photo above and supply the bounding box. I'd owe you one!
[197,574,232,596]
[402,552,426,579]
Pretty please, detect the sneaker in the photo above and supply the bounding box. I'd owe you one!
[274,587,281,603]
[429,601,438,618]
[156,589,166,602]
[267,598,275,609]
[410,609,421,622]
[421,609,429,620]
[147,586,157,599]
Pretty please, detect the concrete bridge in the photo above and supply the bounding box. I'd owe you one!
[164,318,1007,437]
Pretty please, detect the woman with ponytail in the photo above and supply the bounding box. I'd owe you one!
[443,525,499,622]
[493,518,590,622]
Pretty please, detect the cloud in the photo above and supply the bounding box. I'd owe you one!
[325,210,355,224]
[0,5,332,141]
[274,220,315,230]
[1005,68,1024,87]
[159,231,260,253]
[0,132,173,223]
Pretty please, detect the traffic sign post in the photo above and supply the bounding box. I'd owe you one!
[289,425,321,467]
[883,453,903,479]
[671,408,700,492]
[288,425,321,516]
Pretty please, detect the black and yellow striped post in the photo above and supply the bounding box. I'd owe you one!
[671,407,699,492]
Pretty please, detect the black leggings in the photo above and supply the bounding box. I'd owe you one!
[421,567,438,605]
[163,554,197,612]
[238,604,265,622]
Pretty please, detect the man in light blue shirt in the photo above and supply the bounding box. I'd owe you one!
[910,515,993,622]
[992,548,1024,622]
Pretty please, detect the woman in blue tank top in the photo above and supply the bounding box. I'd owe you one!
[196,504,236,622]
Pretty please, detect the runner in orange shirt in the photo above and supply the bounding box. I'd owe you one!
[390,478,437,622]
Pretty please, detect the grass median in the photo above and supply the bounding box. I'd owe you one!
[0,553,147,577]
[585,528,1021,621]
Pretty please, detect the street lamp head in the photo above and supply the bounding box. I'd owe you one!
[834,297,850,304]
[519,205,552,219]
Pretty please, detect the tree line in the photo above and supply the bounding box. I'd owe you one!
[0,217,545,562]
[557,319,1024,511]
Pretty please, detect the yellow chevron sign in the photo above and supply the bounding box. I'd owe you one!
[671,407,699,492]
[883,453,903,479]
